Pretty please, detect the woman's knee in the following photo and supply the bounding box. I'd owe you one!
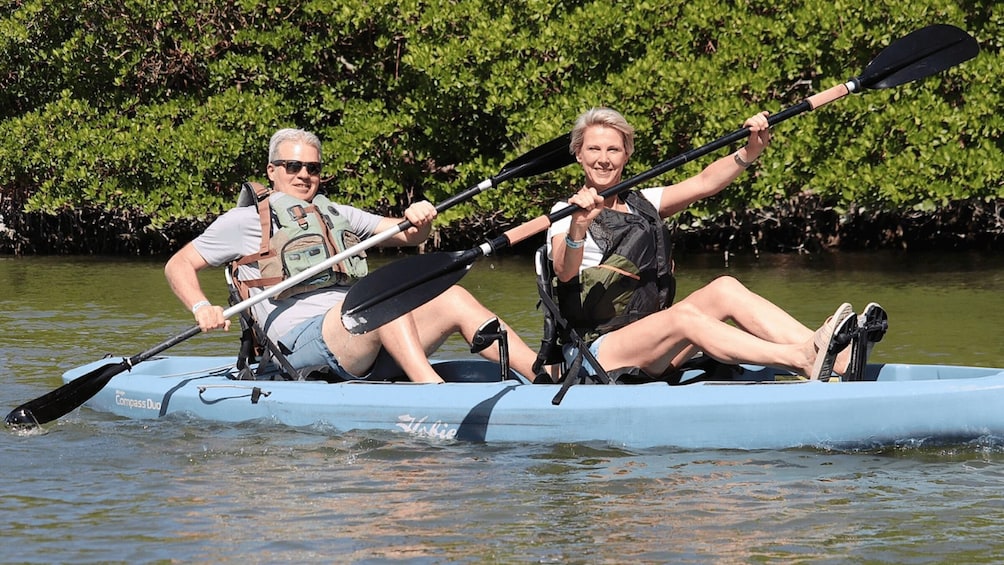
[679,276,750,319]
[686,275,744,303]
[658,301,704,330]
[666,303,706,325]
[706,275,747,295]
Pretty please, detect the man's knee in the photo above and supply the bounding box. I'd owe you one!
[434,285,483,312]
[444,284,474,301]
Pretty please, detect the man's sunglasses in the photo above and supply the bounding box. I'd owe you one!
[271,160,323,176]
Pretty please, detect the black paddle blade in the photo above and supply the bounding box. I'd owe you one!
[5,362,129,428]
[5,325,203,428]
[341,250,480,334]
[425,133,575,224]
[859,24,979,90]
[494,133,574,183]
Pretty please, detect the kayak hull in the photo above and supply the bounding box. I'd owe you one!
[62,356,1004,450]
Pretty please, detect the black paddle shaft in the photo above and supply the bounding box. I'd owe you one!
[397,133,575,232]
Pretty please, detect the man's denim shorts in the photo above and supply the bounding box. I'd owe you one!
[278,316,360,380]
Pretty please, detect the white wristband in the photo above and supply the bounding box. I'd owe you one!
[565,234,586,249]
[191,300,211,315]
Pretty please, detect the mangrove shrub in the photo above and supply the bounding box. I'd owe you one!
[0,0,1000,254]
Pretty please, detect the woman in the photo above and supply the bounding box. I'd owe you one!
[547,107,857,380]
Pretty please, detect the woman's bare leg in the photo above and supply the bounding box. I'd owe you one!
[679,276,812,343]
[594,301,817,377]
[675,276,851,374]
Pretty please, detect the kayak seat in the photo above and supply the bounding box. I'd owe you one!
[225,268,337,382]
[532,244,612,388]
[532,245,742,395]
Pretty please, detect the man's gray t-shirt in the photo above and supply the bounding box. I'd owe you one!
[192,194,382,343]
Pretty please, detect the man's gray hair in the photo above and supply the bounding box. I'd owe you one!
[268,128,323,162]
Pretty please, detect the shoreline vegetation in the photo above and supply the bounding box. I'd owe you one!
[2,194,1000,257]
[2,2,1000,257]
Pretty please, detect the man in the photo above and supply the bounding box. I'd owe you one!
[165,128,538,383]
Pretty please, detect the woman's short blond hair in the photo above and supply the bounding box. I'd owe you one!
[569,107,635,159]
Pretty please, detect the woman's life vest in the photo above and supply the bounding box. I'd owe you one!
[556,190,675,343]
[230,182,368,301]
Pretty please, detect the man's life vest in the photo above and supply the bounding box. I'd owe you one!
[230,182,368,301]
[556,190,675,343]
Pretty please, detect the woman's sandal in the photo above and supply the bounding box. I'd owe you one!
[810,303,856,380]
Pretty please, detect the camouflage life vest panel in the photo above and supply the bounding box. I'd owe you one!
[556,190,675,343]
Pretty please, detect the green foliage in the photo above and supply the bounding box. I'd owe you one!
[0,0,1001,241]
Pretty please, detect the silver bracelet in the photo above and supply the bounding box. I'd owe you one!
[565,234,586,249]
[734,151,754,169]
[191,300,211,315]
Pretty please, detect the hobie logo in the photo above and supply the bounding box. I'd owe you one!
[114,390,162,411]
[396,414,457,440]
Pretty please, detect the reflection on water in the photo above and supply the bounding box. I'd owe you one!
[2,251,1004,562]
[10,420,1004,563]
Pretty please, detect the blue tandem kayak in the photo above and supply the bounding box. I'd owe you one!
[60,356,1004,450]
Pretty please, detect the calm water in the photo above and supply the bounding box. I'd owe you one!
[3,250,1004,563]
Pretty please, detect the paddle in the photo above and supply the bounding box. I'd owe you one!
[341,23,979,334]
[5,133,576,428]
